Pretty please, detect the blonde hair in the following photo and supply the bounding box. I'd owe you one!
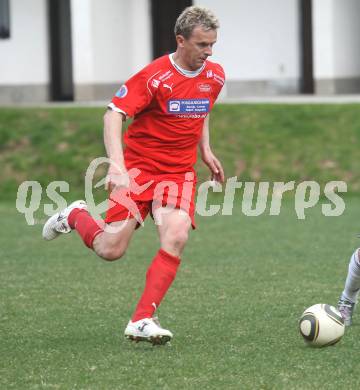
[174,6,219,39]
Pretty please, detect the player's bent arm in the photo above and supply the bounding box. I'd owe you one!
[103,109,126,172]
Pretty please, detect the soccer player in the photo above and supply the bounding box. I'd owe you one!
[43,6,225,345]
[338,248,360,326]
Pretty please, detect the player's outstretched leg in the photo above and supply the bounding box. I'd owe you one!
[42,200,88,240]
[338,248,360,326]
[42,200,137,261]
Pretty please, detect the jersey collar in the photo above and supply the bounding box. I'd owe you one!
[169,53,205,78]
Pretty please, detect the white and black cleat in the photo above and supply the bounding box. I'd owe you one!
[42,200,87,241]
[338,296,356,326]
[124,317,173,346]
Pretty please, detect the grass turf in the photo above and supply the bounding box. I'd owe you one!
[1,197,360,389]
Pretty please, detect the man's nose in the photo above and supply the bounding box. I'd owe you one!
[204,46,212,56]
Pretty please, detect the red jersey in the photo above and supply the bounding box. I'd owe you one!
[109,54,225,174]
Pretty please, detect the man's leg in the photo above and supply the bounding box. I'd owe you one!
[90,219,137,261]
[338,248,360,326]
[124,207,191,344]
[43,200,137,261]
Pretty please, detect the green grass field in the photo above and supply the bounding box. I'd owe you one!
[2,104,360,388]
[2,195,360,389]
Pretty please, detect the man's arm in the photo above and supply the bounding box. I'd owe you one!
[103,109,129,189]
[198,114,225,183]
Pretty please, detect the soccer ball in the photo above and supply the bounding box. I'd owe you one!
[299,304,345,347]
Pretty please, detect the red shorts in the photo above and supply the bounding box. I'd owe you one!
[104,168,197,228]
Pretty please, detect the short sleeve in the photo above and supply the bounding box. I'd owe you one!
[109,68,158,118]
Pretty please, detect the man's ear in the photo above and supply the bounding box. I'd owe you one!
[176,34,186,48]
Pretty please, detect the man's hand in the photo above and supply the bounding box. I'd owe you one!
[201,147,225,184]
[105,166,130,191]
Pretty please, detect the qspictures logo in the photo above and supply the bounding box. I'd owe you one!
[15,157,347,232]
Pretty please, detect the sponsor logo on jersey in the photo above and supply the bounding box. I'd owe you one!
[176,113,207,119]
[159,70,174,82]
[169,101,181,112]
[151,79,160,88]
[167,99,210,114]
[206,70,213,78]
[163,83,173,93]
[197,83,212,93]
[115,85,128,98]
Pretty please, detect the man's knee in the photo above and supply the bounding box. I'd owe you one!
[165,223,190,250]
[97,244,127,262]
[173,229,189,248]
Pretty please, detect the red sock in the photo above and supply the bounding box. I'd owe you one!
[68,209,104,249]
[131,249,180,322]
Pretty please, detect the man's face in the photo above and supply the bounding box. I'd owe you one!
[177,26,217,70]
